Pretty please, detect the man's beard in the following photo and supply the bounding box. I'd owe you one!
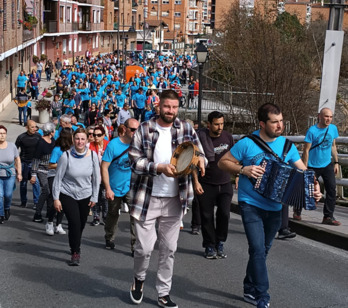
[160,110,177,124]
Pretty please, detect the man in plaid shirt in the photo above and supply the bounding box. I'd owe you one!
[128,90,205,308]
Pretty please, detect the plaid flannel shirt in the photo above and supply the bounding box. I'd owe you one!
[129,117,205,221]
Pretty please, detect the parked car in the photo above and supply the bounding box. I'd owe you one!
[161,49,173,57]
[144,50,156,59]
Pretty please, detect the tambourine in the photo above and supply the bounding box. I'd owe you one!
[170,141,201,176]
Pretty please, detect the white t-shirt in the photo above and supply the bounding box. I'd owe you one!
[152,123,178,197]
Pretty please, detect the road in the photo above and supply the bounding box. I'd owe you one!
[1,191,348,308]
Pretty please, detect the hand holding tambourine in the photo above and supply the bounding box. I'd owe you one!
[170,141,204,177]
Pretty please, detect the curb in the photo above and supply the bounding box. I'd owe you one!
[230,203,348,251]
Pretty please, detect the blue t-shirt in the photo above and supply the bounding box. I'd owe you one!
[102,138,131,197]
[134,93,146,109]
[230,131,300,211]
[116,93,126,108]
[305,124,338,168]
[17,75,28,88]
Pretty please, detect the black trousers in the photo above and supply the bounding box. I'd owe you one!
[197,182,233,248]
[60,193,90,254]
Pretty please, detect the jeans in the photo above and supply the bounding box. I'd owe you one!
[35,172,50,216]
[20,162,40,205]
[18,106,28,125]
[92,184,108,220]
[239,201,281,302]
[0,176,16,217]
[134,108,145,122]
[47,177,64,224]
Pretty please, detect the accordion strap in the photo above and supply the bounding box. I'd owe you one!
[246,134,293,162]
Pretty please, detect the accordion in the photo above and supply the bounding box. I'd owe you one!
[254,159,316,211]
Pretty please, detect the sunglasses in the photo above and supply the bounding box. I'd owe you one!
[88,132,94,136]
[93,133,103,137]
[127,127,137,132]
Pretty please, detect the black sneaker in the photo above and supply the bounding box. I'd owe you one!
[216,242,227,259]
[158,295,178,308]
[20,202,27,208]
[244,293,257,305]
[105,240,115,250]
[68,252,80,266]
[204,247,217,259]
[191,227,200,235]
[33,214,43,223]
[4,209,10,221]
[130,277,144,304]
[91,217,100,226]
[0,216,4,224]
[277,228,296,240]
[33,203,37,210]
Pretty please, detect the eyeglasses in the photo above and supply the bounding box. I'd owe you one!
[88,132,94,136]
[127,127,137,132]
[93,133,103,137]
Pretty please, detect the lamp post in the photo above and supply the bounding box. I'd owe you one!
[195,42,208,128]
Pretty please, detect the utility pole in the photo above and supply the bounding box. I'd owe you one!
[318,0,347,113]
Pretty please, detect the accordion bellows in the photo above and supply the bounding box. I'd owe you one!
[254,159,316,211]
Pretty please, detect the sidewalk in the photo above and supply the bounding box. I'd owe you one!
[2,77,348,251]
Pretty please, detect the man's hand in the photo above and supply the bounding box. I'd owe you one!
[197,156,205,177]
[157,163,177,178]
[242,165,265,179]
[334,163,339,175]
[314,180,322,202]
[194,181,204,195]
[89,201,96,208]
[235,176,239,190]
[29,175,36,184]
[105,187,115,201]
[17,174,23,182]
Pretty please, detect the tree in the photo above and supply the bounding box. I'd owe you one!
[207,3,323,134]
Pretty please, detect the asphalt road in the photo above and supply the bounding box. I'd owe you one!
[1,187,348,308]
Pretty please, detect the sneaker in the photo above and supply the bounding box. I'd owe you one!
[91,217,100,226]
[322,217,341,226]
[33,214,43,223]
[130,277,144,304]
[20,202,27,208]
[204,247,217,259]
[55,224,67,235]
[45,222,54,236]
[106,240,115,250]
[4,209,10,221]
[158,295,178,308]
[33,203,37,210]
[68,252,80,266]
[292,213,302,221]
[277,228,296,240]
[191,227,200,235]
[0,216,4,224]
[257,298,270,308]
[244,293,257,306]
[216,242,227,259]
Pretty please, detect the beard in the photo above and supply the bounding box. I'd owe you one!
[265,127,283,139]
[160,110,177,124]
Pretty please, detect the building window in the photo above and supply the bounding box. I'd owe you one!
[62,39,67,53]
[174,23,180,30]
[162,0,169,3]
[162,11,169,17]
[78,37,82,52]
[174,0,181,4]
[74,8,77,22]
[93,10,96,23]
[60,6,65,22]
[150,11,157,16]
[151,0,158,3]
[174,12,181,17]
[3,0,7,31]
[67,6,71,22]
[68,38,72,52]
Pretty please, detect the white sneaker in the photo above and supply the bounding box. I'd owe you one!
[55,224,66,235]
[45,222,54,236]
[121,202,129,213]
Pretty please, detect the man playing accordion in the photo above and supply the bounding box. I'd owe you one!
[218,103,321,308]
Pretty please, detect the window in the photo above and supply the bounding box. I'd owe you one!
[74,38,77,52]
[162,0,169,3]
[151,0,158,3]
[59,6,65,22]
[101,36,104,47]
[174,0,181,4]
[97,10,100,23]
[93,36,96,49]
[67,7,71,22]
[174,12,181,17]
[162,11,169,17]
[17,0,20,26]
[3,0,7,31]
[74,8,77,22]
[78,37,82,52]
[93,10,96,23]
[68,39,72,52]
[40,41,45,55]
[150,11,157,16]
[174,23,180,30]
[62,39,67,53]
[11,1,15,29]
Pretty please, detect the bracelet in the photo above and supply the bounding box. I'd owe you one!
[334,162,339,164]
[240,166,244,175]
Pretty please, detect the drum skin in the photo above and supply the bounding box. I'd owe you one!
[170,141,200,176]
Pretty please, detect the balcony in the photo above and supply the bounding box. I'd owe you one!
[23,29,34,42]
[79,21,92,31]
[44,21,58,33]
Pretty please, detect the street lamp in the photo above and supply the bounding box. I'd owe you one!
[195,42,208,128]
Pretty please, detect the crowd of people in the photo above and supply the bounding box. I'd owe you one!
[0,50,341,308]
